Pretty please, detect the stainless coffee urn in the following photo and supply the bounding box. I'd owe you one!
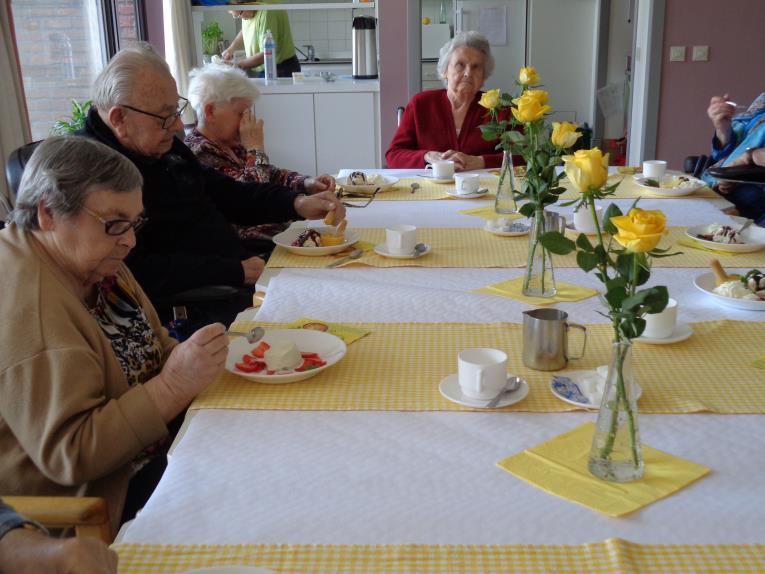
[352,16,378,79]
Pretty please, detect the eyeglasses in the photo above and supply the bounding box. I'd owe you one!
[82,206,148,236]
[120,96,189,130]
[335,187,380,208]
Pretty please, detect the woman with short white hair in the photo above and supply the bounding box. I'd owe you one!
[386,31,517,171]
[185,64,334,241]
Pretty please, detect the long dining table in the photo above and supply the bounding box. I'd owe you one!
[114,169,765,573]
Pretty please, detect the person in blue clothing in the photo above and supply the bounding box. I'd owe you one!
[704,92,765,225]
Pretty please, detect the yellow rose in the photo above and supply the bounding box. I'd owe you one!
[551,121,582,149]
[562,148,609,192]
[523,89,549,106]
[511,91,551,123]
[519,66,540,86]
[478,88,501,110]
[611,208,667,253]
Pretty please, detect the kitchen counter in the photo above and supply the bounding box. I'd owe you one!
[251,77,379,94]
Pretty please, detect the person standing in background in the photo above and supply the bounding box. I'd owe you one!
[222,0,301,78]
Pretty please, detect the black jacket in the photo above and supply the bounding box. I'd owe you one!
[80,109,299,298]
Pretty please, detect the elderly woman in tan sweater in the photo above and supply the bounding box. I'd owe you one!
[0,136,228,535]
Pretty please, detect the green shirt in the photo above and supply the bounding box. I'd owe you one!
[241,7,297,72]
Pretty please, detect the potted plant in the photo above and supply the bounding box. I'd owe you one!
[201,22,224,63]
[51,99,92,135]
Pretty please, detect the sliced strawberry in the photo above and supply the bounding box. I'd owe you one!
[301,352,320,359]
[251,341,271,359]
[235,362,260,373]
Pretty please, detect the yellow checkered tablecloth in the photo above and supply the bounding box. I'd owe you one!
[114,541,765,573]
[192,321,765,413]
[267,228,531,269]
[558,173,719,200]
[364,176,499,200]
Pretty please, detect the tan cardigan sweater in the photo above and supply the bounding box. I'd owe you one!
[0,226,176,533]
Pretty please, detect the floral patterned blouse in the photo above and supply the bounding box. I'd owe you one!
[185,128,307,241]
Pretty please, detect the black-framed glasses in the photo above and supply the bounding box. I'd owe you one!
[82,206,148,236]
[120,96,189,130]
[335,187,379,208]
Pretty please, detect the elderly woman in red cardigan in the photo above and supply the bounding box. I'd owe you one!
[386,31,515,171]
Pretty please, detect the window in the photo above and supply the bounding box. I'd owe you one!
[10,0,146,140]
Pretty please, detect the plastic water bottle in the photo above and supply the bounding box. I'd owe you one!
[263,29,277,82]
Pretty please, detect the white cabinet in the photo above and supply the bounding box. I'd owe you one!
[257,90,379,175]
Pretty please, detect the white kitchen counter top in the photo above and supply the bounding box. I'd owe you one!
[252,77,379,94]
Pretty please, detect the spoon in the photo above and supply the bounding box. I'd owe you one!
[326,248,362,268]
[738,219,754,234]
[225,326,265,344]
[413,242,428,257]
[485,376,523,408]
[410,182,420,194]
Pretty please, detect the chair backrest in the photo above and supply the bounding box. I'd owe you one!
[3,496,112,543]
[5,141,42,208]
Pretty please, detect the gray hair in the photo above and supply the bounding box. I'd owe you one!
[92,42,171,110]
[436,31,494,86]
[8,136,143,230]
[187,63,260,120]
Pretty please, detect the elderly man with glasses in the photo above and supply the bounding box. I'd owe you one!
[80,43,344,325]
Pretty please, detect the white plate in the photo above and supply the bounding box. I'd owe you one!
[685,224,765,253]
[337,174,398,194]
[693,271,765,311]
[551,370,643,409]
[633,174,705,196]
[226,329,347,384]
[373,243,431,259]
[183,568,274,574]
[439,374,529,409]
[273,226,360,256]
[419,172,455,184]
[445,188,489,199]
[634,322,693,345]
[483,221,530,237]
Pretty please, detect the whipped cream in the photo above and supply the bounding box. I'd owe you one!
[263,341,302,371]
[713,280,760,301]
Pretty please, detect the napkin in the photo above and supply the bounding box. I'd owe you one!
[471,277,598,305]
[497,422,710,517]
[458,206,524,220]
[555,366,609,405]
[282,318,370,345]
[676,238,743,256]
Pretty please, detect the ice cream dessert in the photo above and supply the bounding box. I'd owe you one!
[710,261,765,300]
[696,224,743,244]
[263,340,302,371]
[713,280,761,300]
[292,229,323,247]
[348,171,381,186]
[744,269,765,298]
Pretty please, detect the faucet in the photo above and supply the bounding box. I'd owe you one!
[304,44,316,62]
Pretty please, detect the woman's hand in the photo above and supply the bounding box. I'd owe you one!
[304,174,336,194]
[294,190,346,224]
[440,150,485,171]
[707,94,734,146]
[240,109,264,151]
[241,255,265,285]
[147,323,228,421]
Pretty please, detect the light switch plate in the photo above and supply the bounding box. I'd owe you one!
[692,45,709,61]
[669,46,686,62]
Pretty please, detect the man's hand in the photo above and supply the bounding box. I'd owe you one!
[294,190,346,224]
[241,255,266,285]
[707,94,734,146]
[240,109,264,151]
[304,174,336,194]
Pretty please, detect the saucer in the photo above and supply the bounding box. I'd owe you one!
[373,243,431,259]
[445,188,489,199]
[634,322,693,345]
[419,173,454,184]
[551,369,642,409]
[439,374,529,409]
[484,220,530,236]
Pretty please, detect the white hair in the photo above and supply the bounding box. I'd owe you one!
[92,42,171,110]
[436,31,494,86]
[187,64,261,120]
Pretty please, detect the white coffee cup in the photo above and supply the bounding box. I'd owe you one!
[454,173,480,195]
[573,204,604,233]
[428,160,455,180]
[457,348,508,400]
[385,224,417,255]
[642,298,678,339]
[643,160,667,181]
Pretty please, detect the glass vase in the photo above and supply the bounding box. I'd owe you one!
[522,209,557,297]
[494,150,517,214]
[588,340,644,482]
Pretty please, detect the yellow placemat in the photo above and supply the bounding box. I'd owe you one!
[497,422,710,518]
[367,176,498,200]
[267,228,530,269]
[557,174,718,200]
[281,318,370,345]
[192,320,765,413]
[472,277,598,305]
[114,541,765,573]
[458,205,525,220]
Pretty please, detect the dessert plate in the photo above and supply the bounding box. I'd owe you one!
[336,174,398,194]
[439,374,529,409]
[551,370,643,409]
[693,271,765,311]
[445,188,489,199]
[273,227,360,256]
[373,243,431,259]
[483,220,530,236]
[634,322,693,344]
[633,174,705,196]
[685,224,765,253]
[226,329,346,384]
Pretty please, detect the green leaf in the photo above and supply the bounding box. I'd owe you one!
[576,250,599,271]
[519,202,536,217]
[605,285,628,309]
[622,286,668,312]
[602,203,622,235]
[576,233,594,252]
[540,231,576,254]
